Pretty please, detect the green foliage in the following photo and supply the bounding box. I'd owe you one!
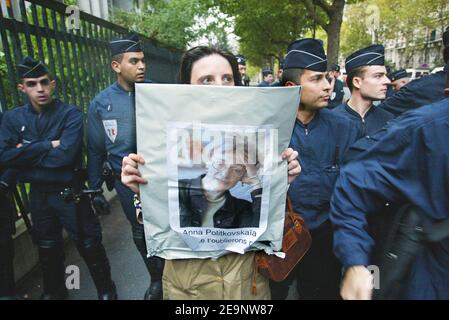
[341,0,448,65]
[111,0,231,50]
[1,4,120,111]
[63,0,78,6]
[212,0,314,67]
[340,3,372,57]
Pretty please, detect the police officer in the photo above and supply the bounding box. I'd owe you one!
[0,111,18,299]
[377,26,449,116]
[0,57,116,300]
[236,55,250,86]
[258,68,274,87]
[390,69,410,92]
[333,45,394,136]
[327,64,344,109]
[0,172,16,300]
[331,62,449,300]
[87,33,164,300]
[271,60,284,87]
[271,39,360,300]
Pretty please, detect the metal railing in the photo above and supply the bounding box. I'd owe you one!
[0,0,182,113]
[0,0,182,224]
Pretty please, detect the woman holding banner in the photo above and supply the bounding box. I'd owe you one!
[121,46,301,299]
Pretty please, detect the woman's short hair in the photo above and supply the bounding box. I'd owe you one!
[178,46,242,85]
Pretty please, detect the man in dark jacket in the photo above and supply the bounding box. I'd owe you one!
[0,57,116,300]
[0,112,18,300]
[330,62,449,300]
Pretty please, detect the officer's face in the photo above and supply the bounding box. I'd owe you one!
[238,64,247,76]
[190,54,234,86]
[356,65,391,100]
[392,78,410,91]
[264,74,274,84]
[278,69,283,79]
[289,70,331,110]
[113,52,146,85]
[331,71,340,79]
[18,74,55,108]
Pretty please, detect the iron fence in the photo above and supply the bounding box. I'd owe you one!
[0,0,182,224]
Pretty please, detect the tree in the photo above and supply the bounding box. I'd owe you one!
[375,0,448,67]
[211,0,356,67]
[341,0,448,67]
[340,2,372,58]
[111,0,231,50]
[212,0,314,68]
[292,0,347,66]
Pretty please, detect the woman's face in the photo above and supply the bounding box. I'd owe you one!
[206,159,246,193]
[190,54,235,86]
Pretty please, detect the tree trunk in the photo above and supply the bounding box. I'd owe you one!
[325,0,345,67]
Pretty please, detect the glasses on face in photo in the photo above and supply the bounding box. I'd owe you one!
[212,160,246,177]
[24,78,50,88]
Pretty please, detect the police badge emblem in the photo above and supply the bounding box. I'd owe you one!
[102,120,118,143]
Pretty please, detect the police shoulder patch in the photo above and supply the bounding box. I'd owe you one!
[102,120,118,143]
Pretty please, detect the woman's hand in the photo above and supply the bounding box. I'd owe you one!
[340,266,373,300]
[241,162,262,190]
[121,153,147,194]
[281,148,301,184]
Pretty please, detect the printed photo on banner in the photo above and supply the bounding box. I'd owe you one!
[166,122,277,252]
[135,84,300,259]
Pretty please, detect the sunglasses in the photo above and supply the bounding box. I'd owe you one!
[24,78,51,88]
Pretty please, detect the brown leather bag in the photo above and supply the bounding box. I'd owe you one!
[255,197,312,282]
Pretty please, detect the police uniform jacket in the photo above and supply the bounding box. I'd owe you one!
[288,108,361,230]
[378,71,446,116]
[87,81,144,190]
[330,98,449,299]
[257,81,271,87]
[327,79,344,109]
[0,100,83,184]
[333,103,394,136]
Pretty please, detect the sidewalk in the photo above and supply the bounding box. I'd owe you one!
[15,195,298,300]
[16,196,151,300]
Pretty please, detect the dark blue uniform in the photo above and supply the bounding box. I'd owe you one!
[258,80,271,87]
[87,81,142,228]
[0,100,100,242]
[288,108,361,230]
[385,85,395,99]
[275,108,360,299]
[378,71,446,116]
[331,98,449,299]
[327,79,344,109]
[88,82,138,188]
[333,103,394,136]
[0,100,114,298]
[87,81,164,298]
[0,112,18,298]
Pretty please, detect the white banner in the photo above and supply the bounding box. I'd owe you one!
[136,84,301,259]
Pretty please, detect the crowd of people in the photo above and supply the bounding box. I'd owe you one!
[1,26,449,300]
